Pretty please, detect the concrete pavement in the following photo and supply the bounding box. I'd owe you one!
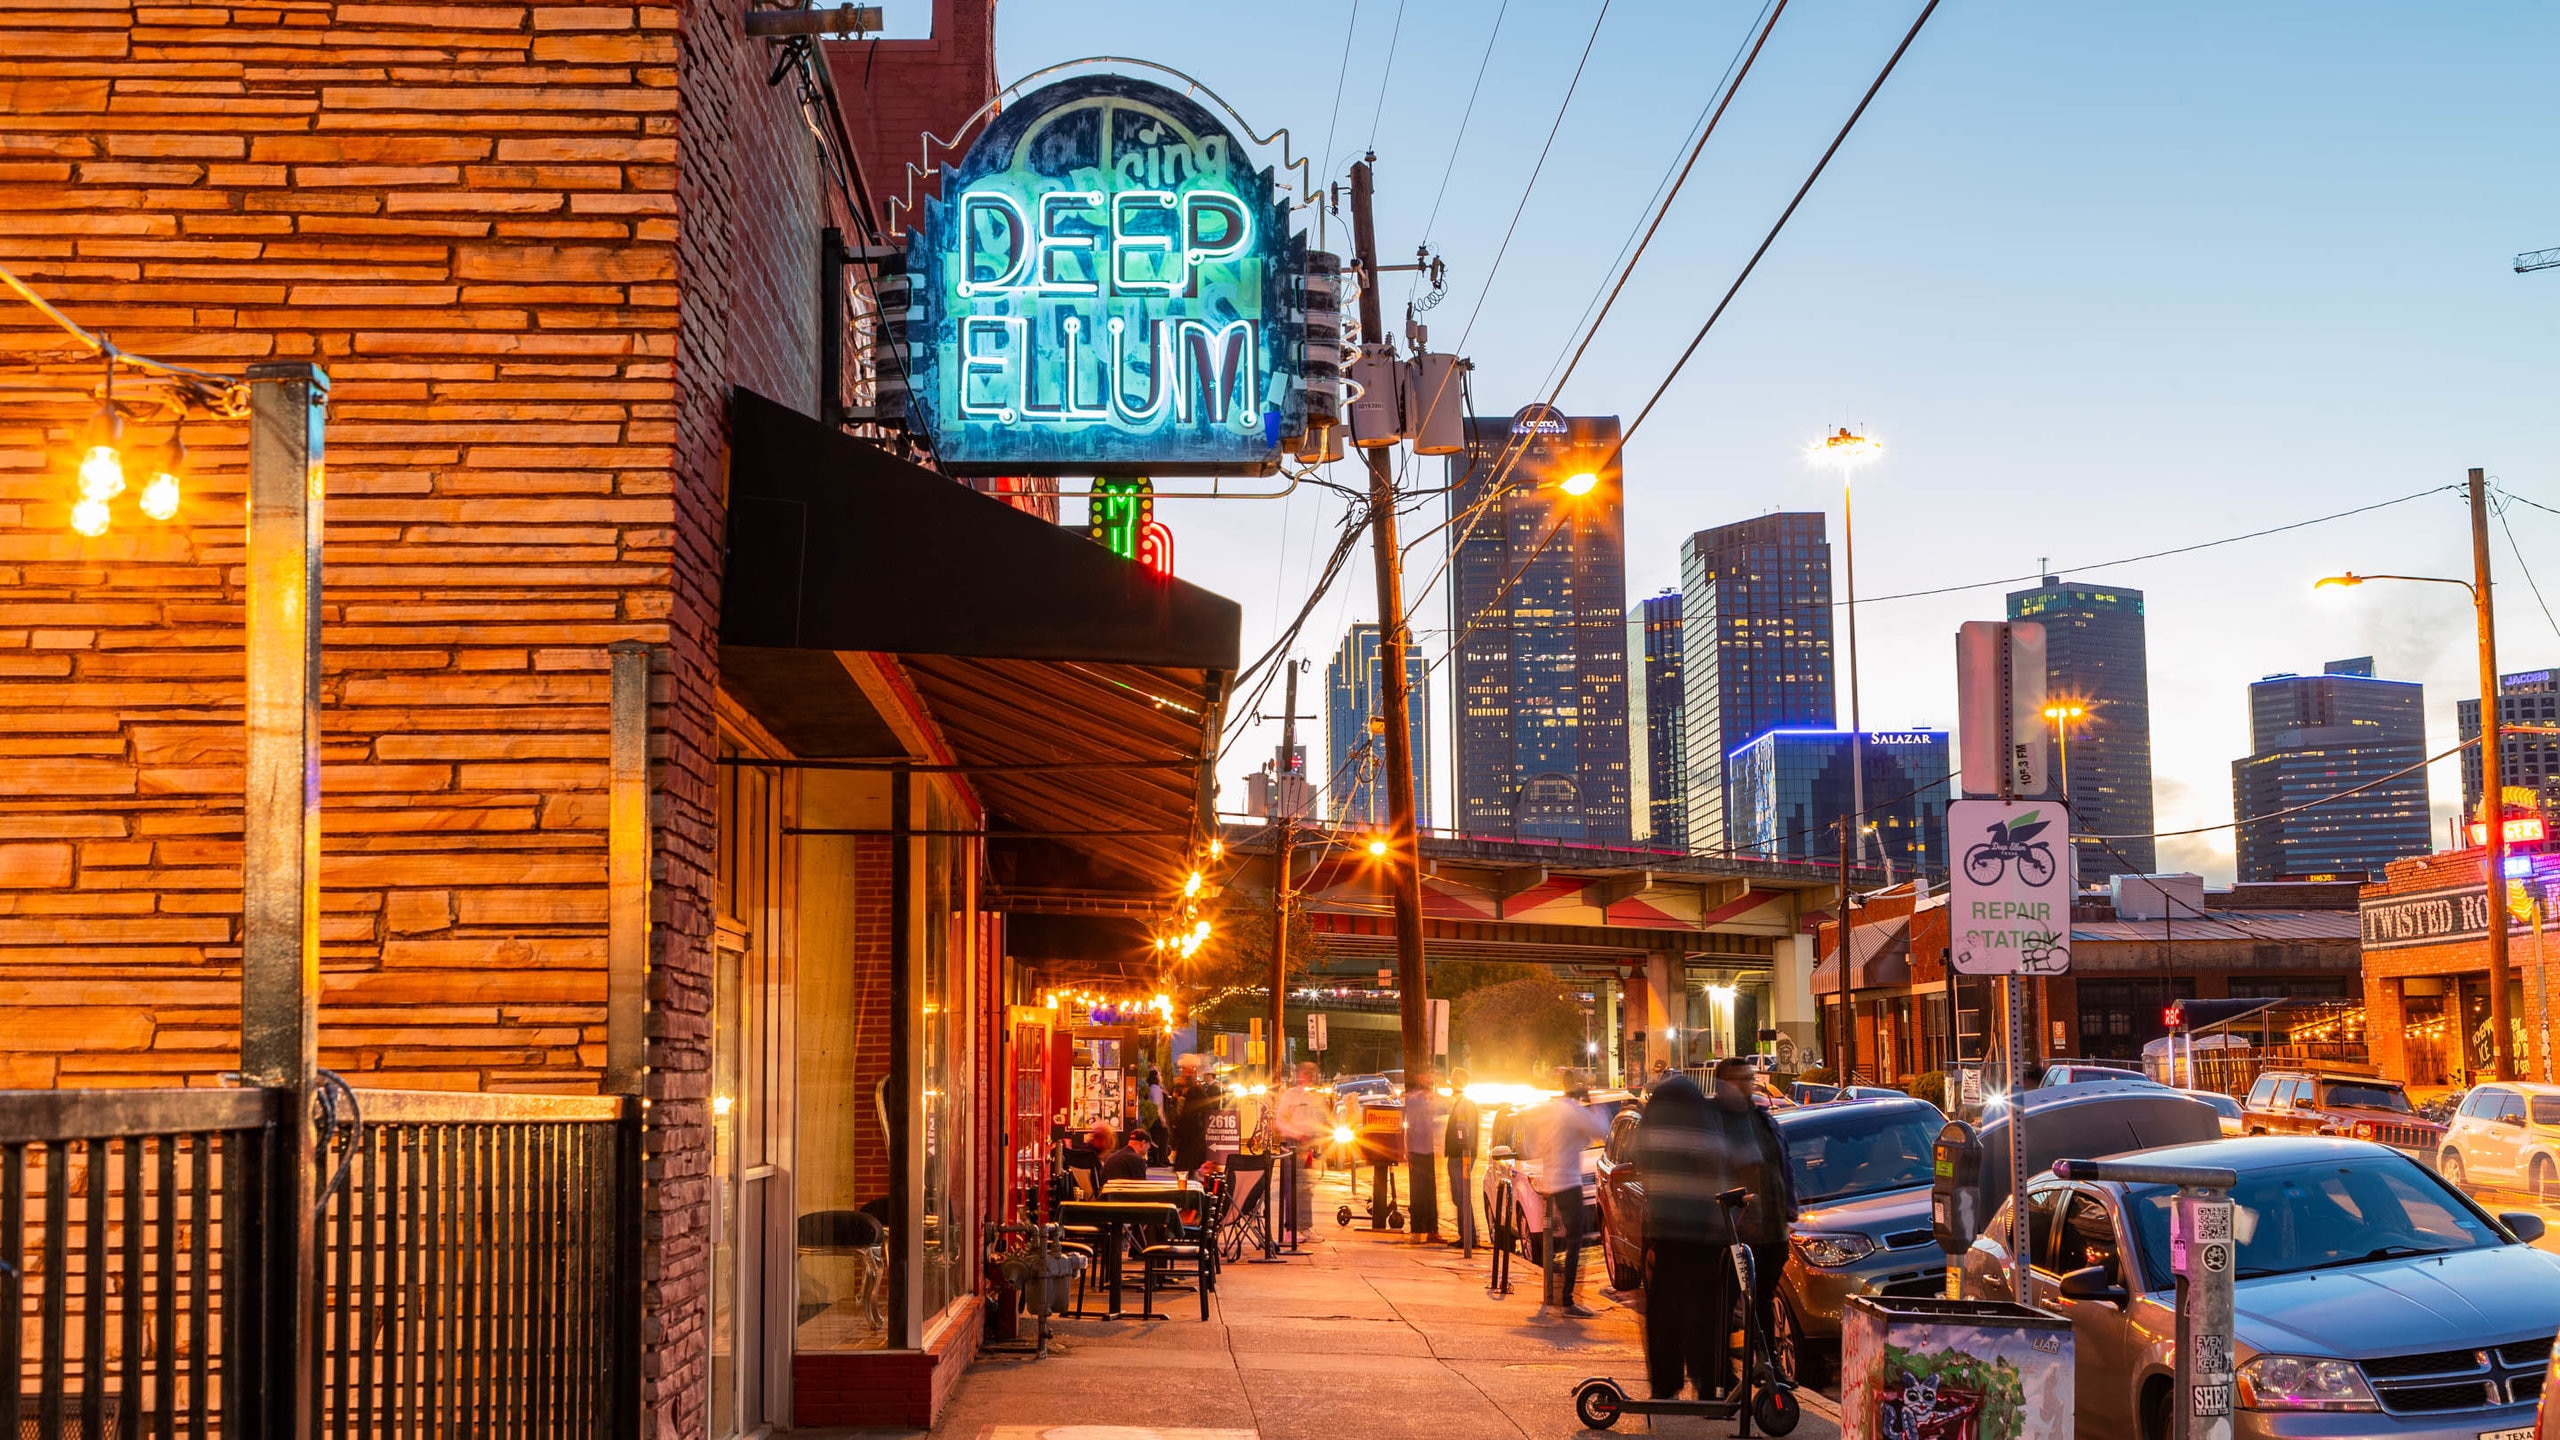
[827,1167,1843,1440]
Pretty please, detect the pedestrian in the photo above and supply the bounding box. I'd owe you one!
[1142,1067,1170,1154]
[1171,1061,1222,1179]
[1631,1073,1724,1398]
[1403,1068,1444,1241]
[1710,1056,1797,1377]
[1273,1061,1335,1245]
[1444,1068,1481,1255]
[1517,1075,1608,1319]
[1101,1128,1153,1184]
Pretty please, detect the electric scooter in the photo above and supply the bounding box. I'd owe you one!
[1571,1188,1801,1435]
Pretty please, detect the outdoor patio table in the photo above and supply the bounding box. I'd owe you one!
[1056,1199,1178,1318]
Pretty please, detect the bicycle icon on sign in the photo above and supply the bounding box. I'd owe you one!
[1963,811,2058,887]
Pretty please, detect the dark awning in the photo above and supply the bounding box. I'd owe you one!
[722,388,1241,669]
[719,388,1243,892]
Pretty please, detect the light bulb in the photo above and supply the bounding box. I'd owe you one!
[79,444,124,501]
[139,470,179,521]
[1560,471,1599,497]
[70,498,110,537]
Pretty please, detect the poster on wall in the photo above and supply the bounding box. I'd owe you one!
[903,74,1309,476]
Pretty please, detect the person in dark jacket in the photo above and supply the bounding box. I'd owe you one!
[1170,1065,1222,1177]
[1101,1129,1153,1184]
[1443,1069,1482,1255]
[1633,1062,1797,1400]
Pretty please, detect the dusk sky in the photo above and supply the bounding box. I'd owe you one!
[991,2,2560,881]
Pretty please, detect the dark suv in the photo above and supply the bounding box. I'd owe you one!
[2242,1068,2444,1160]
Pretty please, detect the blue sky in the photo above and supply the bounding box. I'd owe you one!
[989,2,2560,881]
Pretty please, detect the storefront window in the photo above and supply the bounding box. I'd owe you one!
[920,785,974,1319]
[794,769,891,1352]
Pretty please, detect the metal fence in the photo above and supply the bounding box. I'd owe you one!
[3,1086,641,1439]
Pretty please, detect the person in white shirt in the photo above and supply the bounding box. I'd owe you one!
[1516,1077,1610,1319]
[1272,1062,1335,1244]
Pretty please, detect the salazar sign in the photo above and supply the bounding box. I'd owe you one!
[905,75,1307,475]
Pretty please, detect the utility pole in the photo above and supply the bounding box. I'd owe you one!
[1269,661,1303,1088]
[1347,156,1433,1208]
[2473,467,2515,1081]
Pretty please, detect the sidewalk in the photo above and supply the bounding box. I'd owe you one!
[832,1169,1844,1440]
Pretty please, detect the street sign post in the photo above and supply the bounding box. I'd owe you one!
[1956,621,2049,799]
[1948,799,2072,978]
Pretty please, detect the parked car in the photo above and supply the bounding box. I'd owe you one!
[1789,1081,1906,1106]
[1962,1135,2558,1440]
[2242,1069,2445,1162]
[2040,1062,2148,1087]
[1483,1088,1636,1260]
[2440,1080,2560,1198]
[2180,1088,2244,1136]
[1595,1095,1948,1381]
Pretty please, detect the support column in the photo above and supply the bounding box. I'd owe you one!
[1644,952,1678,1075]
[1770,932,1818,1066]
[240,361,326,1440]
[605,641,650,1096]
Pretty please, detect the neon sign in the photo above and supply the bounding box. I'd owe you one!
[2468,815,2547,847]
[906,75,1306,475]
[1085,477,1174,577]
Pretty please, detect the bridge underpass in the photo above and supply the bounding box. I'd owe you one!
[1224,825,1884,1080]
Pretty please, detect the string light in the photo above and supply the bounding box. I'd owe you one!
[138,426,183,521]
[65,350,188,536]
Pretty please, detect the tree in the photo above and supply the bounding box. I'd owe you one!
[1176,899,1321,1022]
[1450,974,1588,1077]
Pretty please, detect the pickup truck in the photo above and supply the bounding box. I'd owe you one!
[2240,1068,2443,1160]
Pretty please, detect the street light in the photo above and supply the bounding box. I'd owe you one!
[2314,483,2514,1081]
[1813,426,1883,1082]
[1559,470,1599,497]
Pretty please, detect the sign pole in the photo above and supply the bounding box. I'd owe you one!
[1996,625,2032,1307]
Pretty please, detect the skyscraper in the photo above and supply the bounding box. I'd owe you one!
[1445,405,1633,844]
[2006,576,2155,878]
[1728,729,1951,876]
[1628,589,1686,847]
[2459,669,2560,818]
[1325,622,1430,828]
[1680,513,1836,853]
[2232,657,2428,881]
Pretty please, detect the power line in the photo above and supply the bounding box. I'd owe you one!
[1415,0,1510,249]
[1365,0,1409,154]
[1608,0,1942,463]
[2493,487,2560,650]
[1847,484,2461,607]
[1320,0,1364,180]
[2086,735,2469,843]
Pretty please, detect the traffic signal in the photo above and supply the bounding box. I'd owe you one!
[2162,1004,2184,1030]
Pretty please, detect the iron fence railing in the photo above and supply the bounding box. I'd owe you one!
[3,1086,641,1439]
[0,1087,274,1440]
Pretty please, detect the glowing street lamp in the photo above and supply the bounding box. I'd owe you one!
[1812,424,1883,1083]
[2041,701,2088,796]
[1558,470,1599,498]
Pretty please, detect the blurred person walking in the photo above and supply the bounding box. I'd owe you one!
[1402,1068,1444,1241]
[1444,1069,1481,1256]
[1518,1077,1608,1319]
[1636,1059,1796,1398]
[1273,1061,1334,1244]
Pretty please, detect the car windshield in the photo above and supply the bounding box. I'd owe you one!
[2125,1156,2504,1289]
[1777,1110,1938,1204]
[2322,1082,2411,1113]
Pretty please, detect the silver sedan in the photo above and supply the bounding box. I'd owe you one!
[1960,1136,2560,1440]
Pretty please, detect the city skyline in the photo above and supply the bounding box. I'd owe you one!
[2008,576,2158,881]
[1325,622,1432,830]
[1681,512,1837,854]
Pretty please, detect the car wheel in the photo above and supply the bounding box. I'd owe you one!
[2442,1151,2468,1189]
[2534,1155,2556,1203]
[1768,1295,1803,1386]
[1604,1231,1640,1293]
[2140,1377,2172,1440]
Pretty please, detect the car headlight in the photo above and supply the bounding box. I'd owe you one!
[2236,1355,2379,1412]
[1791,1232,1875,1268]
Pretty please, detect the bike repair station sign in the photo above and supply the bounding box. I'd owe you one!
[1948,799,2071,976]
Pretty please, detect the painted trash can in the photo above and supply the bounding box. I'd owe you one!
[1840,1295,2073,1440]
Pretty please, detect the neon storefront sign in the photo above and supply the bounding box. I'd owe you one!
[906,75,1306,475]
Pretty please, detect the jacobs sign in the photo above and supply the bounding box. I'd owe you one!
[906,75,1307,475]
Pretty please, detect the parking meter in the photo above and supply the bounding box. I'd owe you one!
[1930,1120,1980,1297]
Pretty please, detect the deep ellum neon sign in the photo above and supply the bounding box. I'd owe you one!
[907,75,1306,476]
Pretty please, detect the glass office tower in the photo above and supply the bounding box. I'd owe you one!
[1727,729,1951,877]
[1325,622,1431,828]
[1680,513,1836,854]
[1445,405,1633,844]
[2232,657,2427,881]
[2007,575,2156,879]
[1628,589,1686,847]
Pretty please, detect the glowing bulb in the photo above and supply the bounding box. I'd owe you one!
[1332,1125,1355,1146]
[79,444,125,502]
[70,498,110,537]
[1367,838,1388,858]
[1559,471,1598,497]
[139,470,179,521]
[1811,427,1884,471]
[1192,920,1211,942]
[711,1094,734,1117]
[1208,837,1223,861]
[1184,870,1203,898]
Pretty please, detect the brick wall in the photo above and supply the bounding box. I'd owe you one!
[0,0,858,1431]
[821,0,994,229]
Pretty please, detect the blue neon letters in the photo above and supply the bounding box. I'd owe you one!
[906,76,1306,475]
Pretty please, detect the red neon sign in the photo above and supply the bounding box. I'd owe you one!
[2468,816,2548,847]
